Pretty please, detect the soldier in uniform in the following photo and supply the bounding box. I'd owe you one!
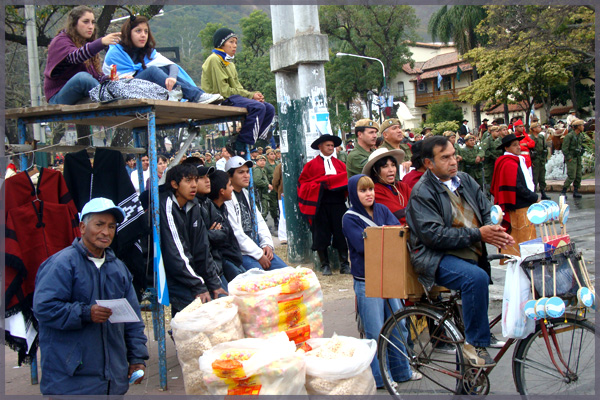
[250,148,258,162]
[459,134,485,187]
[346,119,379,178]
[379,118,412,175]
[336,145,347,164]
[443,131,463,163]
[253,155,270,218]
[204,152,216,168]
[264,149,280,226]
[481,125,503,196]
[560,119,585,198]
[529,122,550,200]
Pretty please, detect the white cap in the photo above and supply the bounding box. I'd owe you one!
[225,156,253,172]
[81,197,126,223]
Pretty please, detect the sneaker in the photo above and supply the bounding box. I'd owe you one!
[462,343,496,367]
[410,370,423,381]
[196,93,223,104]
[433,341,457,354]
[489,333,506,349]
[321,265,332,276]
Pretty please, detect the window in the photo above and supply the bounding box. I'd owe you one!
[397,82,405,97]
[442,76,452,91]
[417,81,428,94]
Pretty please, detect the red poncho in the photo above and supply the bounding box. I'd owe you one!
[298,155,347,224]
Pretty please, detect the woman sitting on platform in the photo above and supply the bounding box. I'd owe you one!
[43,6,122,105]
[104,15,222,104]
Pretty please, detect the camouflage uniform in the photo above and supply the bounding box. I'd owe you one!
[561,129,583,194]
[459,144,485,186]
[264,161,280,223]
[481,135,503,187]
[530,133,548,192]
[252,164,270,219]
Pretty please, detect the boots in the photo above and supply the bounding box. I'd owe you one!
[339,251,351,274]
[317,250,332,276]
[560,188,567,196]
[540,190,550,200]
[573,189,582,198]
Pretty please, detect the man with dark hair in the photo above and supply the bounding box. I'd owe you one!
[225,156,288,271]
[216,146,233,171]
[130,154,150,194]
[346,119,379,178]
[407,136,514,368]
[159,164,226,316]
[125,154,136,176]
[401,139,426,189]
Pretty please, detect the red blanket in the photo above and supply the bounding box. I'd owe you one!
[298,156,347,224]
[490,154,519,229]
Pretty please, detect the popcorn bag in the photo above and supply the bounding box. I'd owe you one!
[199,332,307,395]
[170,296,245,395]
[303,334,377,395]
[228,267,324,344]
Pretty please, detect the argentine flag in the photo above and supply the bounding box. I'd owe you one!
[153,225,169,306]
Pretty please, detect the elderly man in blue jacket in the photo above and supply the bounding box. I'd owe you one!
[33,198,148,395]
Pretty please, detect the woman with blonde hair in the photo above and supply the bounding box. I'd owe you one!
[44,6,122,104]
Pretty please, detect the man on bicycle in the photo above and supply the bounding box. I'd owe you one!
[406,136,515,367]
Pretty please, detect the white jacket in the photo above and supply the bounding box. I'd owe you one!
[225,188,274,260]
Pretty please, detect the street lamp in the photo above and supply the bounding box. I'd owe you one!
[336,52,388,122]
[366,91,374,120]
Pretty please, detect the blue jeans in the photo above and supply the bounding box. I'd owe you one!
[222,259,246,282]
[48,71,99,105]
[135,66,205,102]
[435,255,491,347]
[242,254,287,271]
[353,279,412,387]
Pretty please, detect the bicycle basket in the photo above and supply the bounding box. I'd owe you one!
[520,243,586,300]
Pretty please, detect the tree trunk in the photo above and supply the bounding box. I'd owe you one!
[569,75,578,114]
[472,66,481,129]
[76,125,91,146]
[503,102,509,125]
[543,87,552,125]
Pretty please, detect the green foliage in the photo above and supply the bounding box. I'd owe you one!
[428,5,487,55]
[426,97,463,124]
[198,22,227,59]
[431,121,460,136]
[328,103,353,134]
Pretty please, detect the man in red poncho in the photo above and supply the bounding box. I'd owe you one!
[490,133,538,258]
[298,134,349,275]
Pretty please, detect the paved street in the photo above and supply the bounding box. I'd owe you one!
[3,195,596,396]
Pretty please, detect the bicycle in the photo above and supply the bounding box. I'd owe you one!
[377,252,596,395]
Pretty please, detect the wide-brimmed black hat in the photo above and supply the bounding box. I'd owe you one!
[311,134,342,150]
[497,133,524,150]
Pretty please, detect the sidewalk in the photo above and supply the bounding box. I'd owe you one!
[545,178,595,193]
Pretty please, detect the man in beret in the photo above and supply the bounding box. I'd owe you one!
[252,155,270,219]
[378,118,412,175]
[560,119,585,198]
[264,149,280,227]
[257,146,264,156]
[250,148,258,162]
[529,122,550,200]
[443,131,463,163]
[459,134,485,186]
[480,125,503,196]
[347,119,379,178]
[298,134,349,275]
[204,152,216,168]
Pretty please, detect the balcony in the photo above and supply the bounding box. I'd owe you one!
[415,88,461,107]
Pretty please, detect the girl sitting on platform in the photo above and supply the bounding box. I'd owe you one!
[104,15,222,104]
[44,6,122,105]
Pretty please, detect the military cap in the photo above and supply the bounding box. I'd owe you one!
[355,119,380,130]
[266,149,275,155]
[571,119,585,126]
[464,134,476,141]
[378,118,401,134]
[257,155,267,161]
[443,131,456,137]
[488,125,500,132]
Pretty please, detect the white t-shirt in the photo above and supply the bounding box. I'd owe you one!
[131,169,150,194]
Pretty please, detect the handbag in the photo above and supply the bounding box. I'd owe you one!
[89,78,169,103]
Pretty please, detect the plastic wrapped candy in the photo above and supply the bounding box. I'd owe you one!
[304,334,377,395]
[199,332,307,395]
[228,267,324,344]
[170,296,245,394]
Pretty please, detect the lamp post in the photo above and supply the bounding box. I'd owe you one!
[336,52,388,122]
[366,90,374,120]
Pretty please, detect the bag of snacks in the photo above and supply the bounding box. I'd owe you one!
[303,334,377,395]
[228,267,323,344]
[199,332,307,395]
[170,296,244,394]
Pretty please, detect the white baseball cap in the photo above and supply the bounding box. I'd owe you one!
[225,156,253,172]
[81,197,126,223]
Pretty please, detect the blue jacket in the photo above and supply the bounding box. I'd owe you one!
[342,174,399,280]
[33,239,148,395]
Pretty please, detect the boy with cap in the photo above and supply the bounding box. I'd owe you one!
[33,198,148,395]
[159,164,226,316]
[225,156,288,271]
[201,28,275,150]
[347,119,379,178]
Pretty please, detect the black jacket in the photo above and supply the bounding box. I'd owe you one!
[197,195,231,275]
[209,200,244,267]
[406,170,492,291]
[159,191,222,311]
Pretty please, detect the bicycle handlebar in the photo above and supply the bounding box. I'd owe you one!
[487,253,519,262]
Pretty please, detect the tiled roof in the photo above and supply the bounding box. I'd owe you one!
[421,52,461,70]
[402,61,424,74]
[412,63,473,80]
[549,106,573,116]
[486,101,543,114]
[403,51,473,81]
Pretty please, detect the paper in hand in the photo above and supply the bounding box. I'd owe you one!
[95,298,141,323]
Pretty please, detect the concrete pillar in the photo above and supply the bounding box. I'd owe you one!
[270,5,330,263]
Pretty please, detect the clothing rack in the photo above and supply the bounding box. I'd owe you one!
[5,99,246,390]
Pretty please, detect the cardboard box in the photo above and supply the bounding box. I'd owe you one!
[519,235,571,260]
[364,226,446,299]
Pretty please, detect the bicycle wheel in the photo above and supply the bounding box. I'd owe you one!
[378,306,465,395]
[513,316,596,395]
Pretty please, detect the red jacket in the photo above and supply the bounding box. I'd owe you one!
[519,133,535,167]
[374,181,411,225]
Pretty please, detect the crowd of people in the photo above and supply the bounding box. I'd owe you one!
[7,5,593,396]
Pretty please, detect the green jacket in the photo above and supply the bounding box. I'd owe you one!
[337,150,347,164]
[381,140,412,163]
[531,133,548,164]
[561,130,583,162]
[481,135,502,168]
[346,145,372,178]
[253,166,269,192]
[264,162,277,182]
[459,145,484,172]
[201,53,254,99]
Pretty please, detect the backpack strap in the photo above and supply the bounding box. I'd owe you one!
[344,209,378,227]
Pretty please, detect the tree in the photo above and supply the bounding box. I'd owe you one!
[428,5,487,127]
[426,97,463,124]
[319,5,419,118]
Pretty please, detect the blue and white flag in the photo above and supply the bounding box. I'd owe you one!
[153,225,169,306]
[437,72,443,90]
